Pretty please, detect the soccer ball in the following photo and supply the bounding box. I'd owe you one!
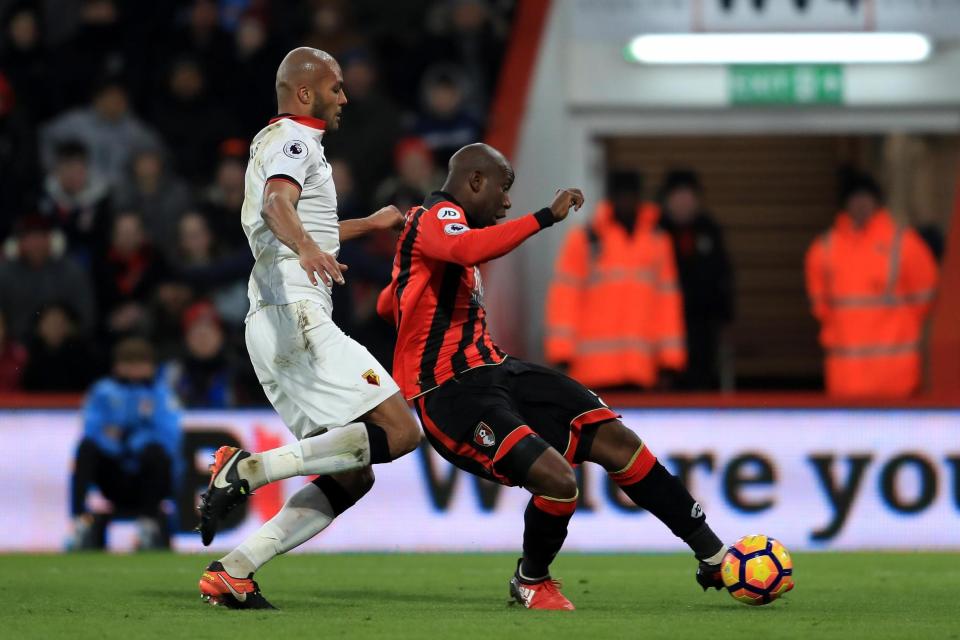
[721,534,794,606]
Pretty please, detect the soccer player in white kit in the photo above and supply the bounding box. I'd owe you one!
[197,47,421,609]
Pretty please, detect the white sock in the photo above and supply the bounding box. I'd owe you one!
[220,482,336,577]
[239,422,370,491]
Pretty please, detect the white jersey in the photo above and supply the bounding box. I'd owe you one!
[241,114,339,317]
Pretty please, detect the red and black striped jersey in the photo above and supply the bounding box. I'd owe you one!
[377,191,556,399]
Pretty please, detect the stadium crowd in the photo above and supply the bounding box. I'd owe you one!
[0,0,943,405]
[0,0,514,404]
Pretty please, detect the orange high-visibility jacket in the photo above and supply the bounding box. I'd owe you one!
[545,200,686,389]
[805,209,939,398]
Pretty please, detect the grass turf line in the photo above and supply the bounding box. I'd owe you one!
[1,552,958,639]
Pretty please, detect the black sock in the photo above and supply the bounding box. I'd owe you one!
[686,523,725,564]
[311,475,360,516]
[519,496,575,582]
[617,462,723,560]
[364,423,391,464]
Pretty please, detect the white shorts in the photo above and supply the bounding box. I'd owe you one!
[245,299,400,440]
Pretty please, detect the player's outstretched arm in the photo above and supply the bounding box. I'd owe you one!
[262,179,348,286]
[339,205,405,242]
[420,187,585,267]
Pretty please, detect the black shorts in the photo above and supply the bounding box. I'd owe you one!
[413,358,619,486]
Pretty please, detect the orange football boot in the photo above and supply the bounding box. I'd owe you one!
[199,561,275,609]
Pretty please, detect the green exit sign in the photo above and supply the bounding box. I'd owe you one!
[729,65,844,105]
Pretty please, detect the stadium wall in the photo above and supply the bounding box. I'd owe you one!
[4,408,958,553]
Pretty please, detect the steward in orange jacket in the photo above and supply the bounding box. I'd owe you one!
[805,176,938,398]
[545,172,685,390]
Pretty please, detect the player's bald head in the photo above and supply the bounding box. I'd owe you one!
[447,143,513,184]
[276,47,338,98]
[275,47,347,128]
[442,143,514,228]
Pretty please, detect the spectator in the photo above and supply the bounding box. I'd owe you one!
[152,57,232,185]
[177,210,216,267]
[164,0,232,92]
[228,12,280,136]
[0,71,38,236]
[113,146,193,264]
[0,215,96,341]
[336,228,399,369]
[545,170,686,391]
[175,211,250,324]
[53,0,126,112]
[323,49,401,206]
[0,310,28,392]
[411,64,483,166]
[805,174,939,398]
[69,337,181,550]
[200,147,249,251]
[330,158,365,221]
[38,140,113,263]
[301,0,365,58]
[374,136,442,211]
[329,157,395,364]
[40,77,162,187]
[21,303,101,392]
[164,301,235,408]
[657,170,734,390]
[1,5,58,119]
[426,0,508,113]
[93,211,169,337]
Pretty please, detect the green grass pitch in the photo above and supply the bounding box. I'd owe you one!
[2,552,958,639]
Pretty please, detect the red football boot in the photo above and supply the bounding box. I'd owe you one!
[509,562,575,610]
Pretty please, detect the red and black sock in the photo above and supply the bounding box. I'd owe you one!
[612,446,724,561]
[518,494,577,582]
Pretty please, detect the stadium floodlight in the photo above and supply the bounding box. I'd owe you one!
[624,32,933,65]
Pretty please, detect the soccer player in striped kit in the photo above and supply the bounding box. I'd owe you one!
[378,143,729,609]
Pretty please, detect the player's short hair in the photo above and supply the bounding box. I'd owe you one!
[54,140,89,162]
[606,170,642,198]
[113,337,156,365]
[658,169,702,199]
[841,172,884,205]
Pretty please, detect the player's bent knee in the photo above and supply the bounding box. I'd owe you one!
[398,419,422,456]
[352,466,376,494]
[524,449,578,501]
[364,394,421,460]
[385,418,420,459]
[589,420,645,471]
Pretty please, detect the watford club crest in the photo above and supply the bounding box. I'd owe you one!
[474,422,496,447]
[362,369,381,387]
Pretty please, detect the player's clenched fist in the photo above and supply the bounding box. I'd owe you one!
[550,188,585,222]
[368,205,405,231]
[299,243,348,287]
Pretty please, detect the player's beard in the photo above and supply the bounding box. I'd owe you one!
[315,102,338,129]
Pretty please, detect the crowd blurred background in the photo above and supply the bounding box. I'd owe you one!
[0,0,953,409]
[0,0,516,405]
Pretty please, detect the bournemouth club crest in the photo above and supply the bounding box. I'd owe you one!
[474,422,496,447]
[362,369,381,386]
